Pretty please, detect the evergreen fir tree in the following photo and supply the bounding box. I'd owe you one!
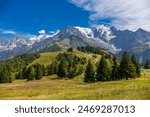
[22,67,27,79]
[111,56,120,80]
[144,60,149,69]
[42,65,46,76]
[96,56,110,81]
[35,64,43,80]
[119,51,136,80]
[84,60,95,83]
[57,60,68,78]
[0,67,13,83]
[27,66,35,81]
[131,55,141,77]
[47,63,55,75]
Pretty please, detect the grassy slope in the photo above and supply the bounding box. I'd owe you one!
[0,50,150,100]
[29,50,101,66]
[0,72,150,100]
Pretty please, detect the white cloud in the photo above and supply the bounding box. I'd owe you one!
[70,0,150,31]
[38,30,45,34]
[0,29,16,35]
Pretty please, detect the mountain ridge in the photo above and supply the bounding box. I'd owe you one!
[0,25,150,63]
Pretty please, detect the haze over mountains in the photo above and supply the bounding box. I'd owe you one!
[0,25,150,63]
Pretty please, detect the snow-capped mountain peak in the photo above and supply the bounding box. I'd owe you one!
[75,27,94,38]
[93,25,116,41]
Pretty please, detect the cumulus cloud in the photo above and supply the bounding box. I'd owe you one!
[70,0,150,31]
[38,30,45,34]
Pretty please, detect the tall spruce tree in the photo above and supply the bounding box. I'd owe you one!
[35,64,43,80]
[96,56,110,81]
[21,67,27,79]
[144,60,150,69]
[84,60,95,83]
[57,60,68,78]
[0,66,13,83]
[47,62,56,75]
[131,55,141,77]
[111,56,120,80]
[119,51,136,80]
[27,66,35,81]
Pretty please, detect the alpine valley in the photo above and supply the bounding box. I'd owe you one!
[0,25,150,63]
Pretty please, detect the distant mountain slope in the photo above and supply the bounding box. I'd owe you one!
[110,28,150,63]
[0,25,150,63]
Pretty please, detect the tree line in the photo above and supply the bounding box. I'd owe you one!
[0,50,143,83]
[0,54,40,83]
[144,60,150,69]
[84,51,141,83]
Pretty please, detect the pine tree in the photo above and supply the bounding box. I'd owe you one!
[0,66,13,83]
[144,60,149,69]
[96,56,110,81]
[119,51,136,80]
[47,62,55,75]
[131,55,141,77]
[22,67,27,79]
[111,56,120,80]
[84,60,95,83]
[67,47,73,52]
[57,60,68,78]
[42,65,46,76]
[35,64,43,80]
[27,66,35,81]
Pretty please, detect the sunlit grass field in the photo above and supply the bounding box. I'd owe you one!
[0,72,150,100]
[0,51,150,100]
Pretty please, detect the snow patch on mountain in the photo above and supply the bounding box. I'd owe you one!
[93,25,116,41]
[75,27,94,38]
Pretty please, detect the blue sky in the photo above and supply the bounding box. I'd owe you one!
[0,0,89,38]
[0,0,150,38]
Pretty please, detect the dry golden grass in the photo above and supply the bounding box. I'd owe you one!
[29,50,101,66]
[0,72,150,100]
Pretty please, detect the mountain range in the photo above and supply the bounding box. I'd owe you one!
[0,25,150,63]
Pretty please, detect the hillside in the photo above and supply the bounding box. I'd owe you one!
[0,49,150,99]
[29,50,102,66]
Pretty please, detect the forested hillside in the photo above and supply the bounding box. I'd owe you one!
[0,54,40,83]
[0,46,142,84]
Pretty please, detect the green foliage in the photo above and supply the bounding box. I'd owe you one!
[0,66,14,83]
[39,44,62,53]
[68,64,84,78]
[47,61,57,75]
[57,60,68,78]
[111,56,120,80]
[17,63,45,81]
[84,60,95,83]
[46,53,86,78]
[131,55,141,77]
[144,60,150,69]
[96,56,111,81]
[56,53,86,78]
[0,54,39,73]
[67,47,73,52]
[77,46,112,57]
[34,64,45,80]
[56,53,86,65]
[26,66,36,81]
[119,51,136,80]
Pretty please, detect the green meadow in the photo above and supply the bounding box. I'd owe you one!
[0,51,150,100]
[0,72,150,100]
